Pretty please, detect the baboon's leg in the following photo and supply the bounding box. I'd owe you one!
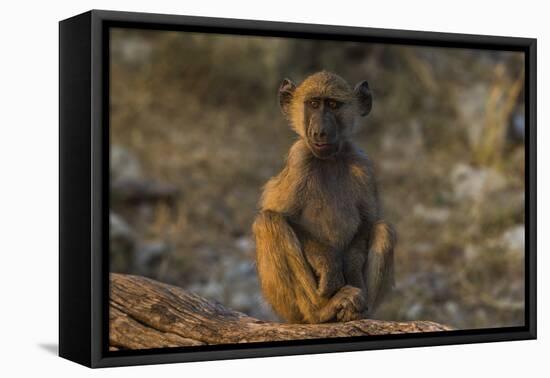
[302,238,344,298]
[364,221,396,313]
[343,238,368,295]
[254,210,362,323]
[337,238,369,322]
[253,210,324,323]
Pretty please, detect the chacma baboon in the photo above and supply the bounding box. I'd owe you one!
[253,71,395,324]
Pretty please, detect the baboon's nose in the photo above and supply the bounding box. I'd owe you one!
[314,130,327,140]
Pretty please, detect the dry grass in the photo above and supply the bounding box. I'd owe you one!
[110,29,526,329]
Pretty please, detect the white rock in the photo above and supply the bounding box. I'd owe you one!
[110,145,142,182]
[413,204,451,224]
[500,225,525,252]
[112,35,152,64]
[464,244,480,261]
[235,236,254,253]
[406,303,423,319]
[109,212,135,240]
[450,163,506,201]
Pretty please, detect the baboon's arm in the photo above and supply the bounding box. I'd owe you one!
[343,236,368,295]
[345,220,395,313]
[350,156,395,312]
[344,220,395,312]
[365,221,395,311]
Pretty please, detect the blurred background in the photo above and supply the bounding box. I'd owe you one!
[109,28,525,330]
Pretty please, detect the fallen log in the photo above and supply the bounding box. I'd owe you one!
[110,273,452,350]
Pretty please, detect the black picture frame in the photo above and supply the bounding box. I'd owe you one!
[59,9,537,368]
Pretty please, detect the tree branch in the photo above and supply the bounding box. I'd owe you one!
[110,273,452,350]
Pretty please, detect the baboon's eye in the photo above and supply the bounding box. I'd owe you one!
[308,100,320,109]
[328,100,341,110]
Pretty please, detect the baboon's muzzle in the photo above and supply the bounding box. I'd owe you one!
[307,116,340,159]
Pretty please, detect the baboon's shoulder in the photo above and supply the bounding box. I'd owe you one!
[346,144,375,184]
[259,141,309,214]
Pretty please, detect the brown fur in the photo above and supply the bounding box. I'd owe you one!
[253,71,395,323]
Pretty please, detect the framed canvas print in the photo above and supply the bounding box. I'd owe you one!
[59,10,537,368]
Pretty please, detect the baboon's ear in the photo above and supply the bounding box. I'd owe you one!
[278,78,296,116]
[354,80,372,117]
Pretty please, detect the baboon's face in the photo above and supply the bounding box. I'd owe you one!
[279,71,372,160]
[302,96,345,159]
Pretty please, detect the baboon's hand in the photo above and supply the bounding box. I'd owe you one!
[333,286,366,322]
